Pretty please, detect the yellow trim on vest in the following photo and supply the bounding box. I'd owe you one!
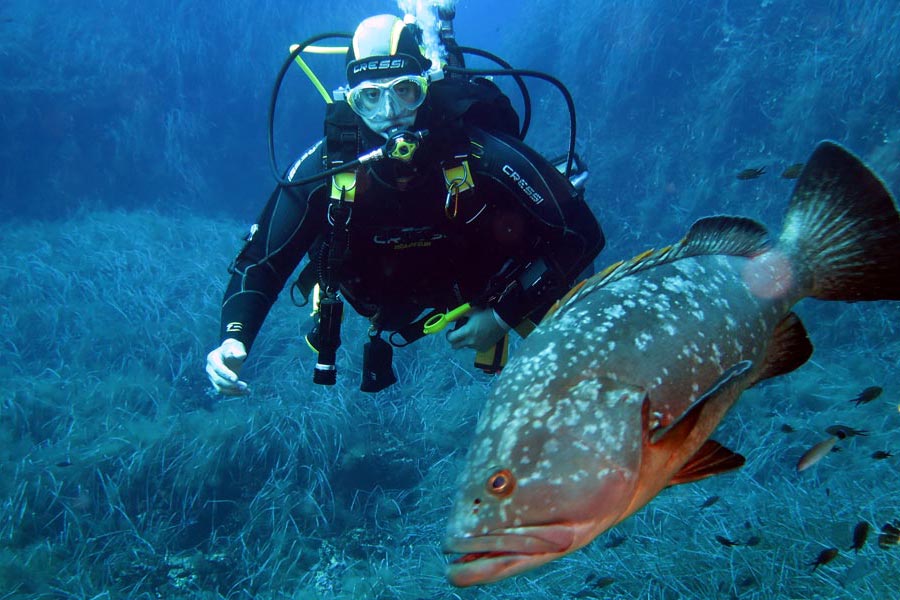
[443,161,474,194]
[331,171,357,201]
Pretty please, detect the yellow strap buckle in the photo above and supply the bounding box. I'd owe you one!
[331,171,357,201]
[442,160,473,219]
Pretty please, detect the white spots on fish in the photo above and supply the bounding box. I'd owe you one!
[571,469,590,482]
[573,439,593,455]
[535,459,553,476]
[662,322,678,336]
[604,304,627,320]
[545,399,579,433]
[662,275,689,294]
[634,331,654,351]
[725,314,738,330]
[676,342,703,363]
[713,296,731,311]
[556,308,587,334]
[674,260,703,277]
[711,343,722,364]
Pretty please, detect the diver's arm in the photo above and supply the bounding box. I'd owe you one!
[470,128,605,327]
[218,144,328,353]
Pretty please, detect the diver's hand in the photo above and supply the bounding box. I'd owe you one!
[206,338,250,395]
[446,308,509,352]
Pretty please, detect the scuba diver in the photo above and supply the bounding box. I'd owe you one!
[206,12,605,395]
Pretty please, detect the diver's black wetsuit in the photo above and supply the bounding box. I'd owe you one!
[219,121,604,352]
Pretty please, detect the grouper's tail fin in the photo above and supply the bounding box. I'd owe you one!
[779,140,900,301]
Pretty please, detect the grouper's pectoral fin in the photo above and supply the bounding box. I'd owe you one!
[644,360,754,487]
[668,440,745,485]
[649,360,754,446]
[752,311,812,385]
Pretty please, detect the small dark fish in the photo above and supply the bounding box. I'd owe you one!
[745,535,762,547]
[810,547,839,571]
[715,535,741,547]
[583,574,615,588]
[736,166,766,180]
[850,386,883,406]
[56,460,73,468]
[603,534,627,548]
[780,423,796,433]
[849,522,870,552]
[574,576,615,598]
[781,163,805,179]
[877,521,900,549]
[825,425,870,440]
[700,495,721,509]
[797,436,839,472]
[872,450,893,460]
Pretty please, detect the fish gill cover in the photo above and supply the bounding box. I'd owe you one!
[1,0,899,598]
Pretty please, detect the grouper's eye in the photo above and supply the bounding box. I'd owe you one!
[486,469,516,498]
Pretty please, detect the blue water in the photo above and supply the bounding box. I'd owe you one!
[1,0,897,598]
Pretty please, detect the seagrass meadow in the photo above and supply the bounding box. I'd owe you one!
[2,0,900,598]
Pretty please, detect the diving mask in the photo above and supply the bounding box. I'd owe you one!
[343,75,428,119]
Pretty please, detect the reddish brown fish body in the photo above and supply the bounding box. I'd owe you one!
[443,142,900,586]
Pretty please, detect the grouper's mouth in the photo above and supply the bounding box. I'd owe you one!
[443,524,575,587]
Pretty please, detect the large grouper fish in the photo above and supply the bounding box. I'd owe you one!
[443,141,900,586]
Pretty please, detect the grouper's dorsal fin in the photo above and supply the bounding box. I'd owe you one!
[752,311,812,385]
[544,217,771,323]
[682,216,771,257]
[544,243,688,321]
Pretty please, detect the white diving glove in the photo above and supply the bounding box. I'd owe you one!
[445,307,510,352]
[206,338,250,395]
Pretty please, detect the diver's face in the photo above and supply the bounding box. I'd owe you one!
[362,105,417,139]
[348,75,425,138]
